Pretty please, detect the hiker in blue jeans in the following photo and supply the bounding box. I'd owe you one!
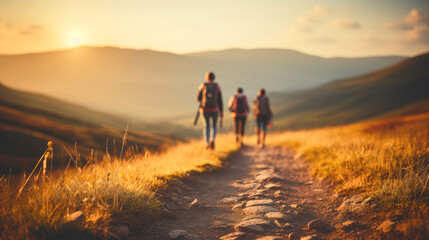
[197,72,224,149]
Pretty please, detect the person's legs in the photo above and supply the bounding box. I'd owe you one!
[202,112,211,147]
[241,116,247,137]
[256,115,262,146]
[260,116,269,148]
[204,112,218,149]
[233,117,239,143]
[239,116,246,145]
[211,112,218,141]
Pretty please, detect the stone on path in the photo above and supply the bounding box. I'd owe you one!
[168,229,199,239]
[283,222,294,230]
[232,202,245,209]
[255,236,283,240]
[220,232,247,240]
[238,192,249,197]
[264,212,286,221]
[242,214,265,221]
[246,199,274,207]
[255,173,283,182]
[243,205,279,215]
[247,189,268,198]
[264,183,282,190]
[190,199,200,208]
[376,219,396,233]
[337,194,373,213]
[341,220,362,232]
[235,218,271,234]
[232,182,260,190]
[307,219,333,233]
[274,220,294,230]
[290,204,298,209]
[273,190,284,198]
[300,235,322,240]
[222,196,241,203]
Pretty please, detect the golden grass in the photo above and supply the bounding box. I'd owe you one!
[268,114,429,236]
[0,134,238,238]
[268,114,429,206]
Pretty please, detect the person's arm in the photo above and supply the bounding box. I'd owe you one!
[217,85,223,117]
[197,83,204,103]
[227,95,235,112]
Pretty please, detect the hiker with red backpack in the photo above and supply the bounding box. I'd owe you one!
[228,87,249,146]
[197,72,224,149]
[253,88,272,148]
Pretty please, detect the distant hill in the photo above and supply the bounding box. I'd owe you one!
[0,46,404,119]
[0,82,196,172]
[270,52,429,129]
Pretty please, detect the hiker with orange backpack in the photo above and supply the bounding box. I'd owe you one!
[197,72,224,149]
[228,87,249,146]
[253,88,272,148]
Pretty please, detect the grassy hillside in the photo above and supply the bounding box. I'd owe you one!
[0,82,198,172]
[269,113,429,236]
[0,134,238,239]
[0,46,404,119]
[0,81,197,136]
[271,52,429,129]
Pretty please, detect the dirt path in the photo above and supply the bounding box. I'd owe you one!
[127,145,381,240]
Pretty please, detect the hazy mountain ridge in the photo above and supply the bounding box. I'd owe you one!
[270,52,429,129]
[0,82,198,172]
[0,46,405,119]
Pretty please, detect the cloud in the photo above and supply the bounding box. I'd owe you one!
[330,19,361,29]
[0,22,43,36]
[299,5,332,24]
[384,9,429,43]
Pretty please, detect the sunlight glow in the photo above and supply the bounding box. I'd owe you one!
[66,31,84,47]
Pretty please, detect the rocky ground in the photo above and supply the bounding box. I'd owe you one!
[111,145,405,240]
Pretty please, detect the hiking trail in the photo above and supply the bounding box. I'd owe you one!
[124,145,388,240]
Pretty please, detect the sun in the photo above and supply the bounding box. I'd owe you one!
[66,31,84,47]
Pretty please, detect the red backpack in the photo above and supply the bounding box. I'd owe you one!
[233,95,246,114]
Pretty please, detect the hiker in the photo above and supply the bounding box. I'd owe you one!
[197,72,224,149]
[253,88,272,148]
[228,87,249,146]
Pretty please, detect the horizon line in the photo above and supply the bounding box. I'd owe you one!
[0,44,414,59]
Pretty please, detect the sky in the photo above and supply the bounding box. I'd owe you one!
[0,0,428,57]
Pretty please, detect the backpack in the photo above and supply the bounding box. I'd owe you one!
[254,96,270,116]
[234,95,246,114]
[202,82,218,109]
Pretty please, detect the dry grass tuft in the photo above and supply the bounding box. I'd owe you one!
[268,114,429,235]
[0,134,238,239]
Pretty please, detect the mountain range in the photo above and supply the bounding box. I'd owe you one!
[0,46,404,119]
